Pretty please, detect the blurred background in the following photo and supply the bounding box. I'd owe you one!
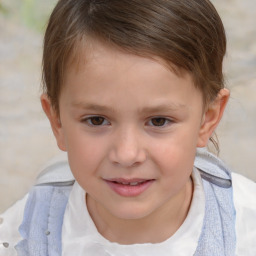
[0,0,256,213]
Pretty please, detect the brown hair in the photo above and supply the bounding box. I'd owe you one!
[42,0,226,113]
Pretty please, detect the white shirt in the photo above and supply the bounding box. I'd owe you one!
[1,169,256,256]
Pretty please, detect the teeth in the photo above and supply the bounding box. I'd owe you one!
[113,180,149,185]
[118,181,141,185]
[121,182,130,185]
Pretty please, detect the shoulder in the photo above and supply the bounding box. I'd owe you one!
[35,154,74,185]
[232,172,256,255]
[0,195,28,256]
[232,172,256,207]
[0,154,74,256]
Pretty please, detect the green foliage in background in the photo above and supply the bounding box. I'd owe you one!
[0,3,8,15]
[0,0,58,33]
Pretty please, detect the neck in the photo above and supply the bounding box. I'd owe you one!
[87,178,193,244]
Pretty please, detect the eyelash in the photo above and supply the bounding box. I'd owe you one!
[82,116,110,126]
[81,116,172,128]
[147,117,172,127]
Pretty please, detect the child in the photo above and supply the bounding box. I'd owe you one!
[0,0,256,255]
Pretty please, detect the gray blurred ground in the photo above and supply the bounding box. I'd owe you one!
[0,0,256,213]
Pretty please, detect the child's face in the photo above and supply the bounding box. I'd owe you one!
[42,40,227,224]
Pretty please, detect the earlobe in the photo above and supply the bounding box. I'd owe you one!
[40,94,67,151]
[197,88,229,147]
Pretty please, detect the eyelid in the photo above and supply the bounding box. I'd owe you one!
[146,116,174,127]
[81,115,110,126]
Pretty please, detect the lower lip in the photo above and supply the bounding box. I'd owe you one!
[105,180,155,197]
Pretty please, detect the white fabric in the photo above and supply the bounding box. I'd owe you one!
[1,170,256,256]
[232,173,256,256]
[0,195,28,256]
[62,169,204,256]
[36,152,74,185]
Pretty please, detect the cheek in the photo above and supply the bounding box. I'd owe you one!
[154,145,195,174]
[149,129,198,176]
[155,145,195,195]
[64,130,107,179]
[151,126,199,157]
[64,124,105,156]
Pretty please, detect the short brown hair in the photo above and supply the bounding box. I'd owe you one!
[42,0,226,112]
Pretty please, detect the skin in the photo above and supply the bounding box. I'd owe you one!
[41,40,229,244]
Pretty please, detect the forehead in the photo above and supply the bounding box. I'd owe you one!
[70,35,187,69]
[61,39,203,112]
[66,39,190,85]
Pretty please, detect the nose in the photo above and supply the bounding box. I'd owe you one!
[108,127,147,167]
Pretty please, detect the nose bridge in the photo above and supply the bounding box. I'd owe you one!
[109,124,146,167]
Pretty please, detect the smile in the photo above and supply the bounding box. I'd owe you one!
[113,180,146,186]
[104,178,155,197]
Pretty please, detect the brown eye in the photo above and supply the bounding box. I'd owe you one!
[87,116,107,126]
[150,117,167,126]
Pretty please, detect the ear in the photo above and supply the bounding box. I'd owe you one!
[197,88,229,147]
[40,94,67,151]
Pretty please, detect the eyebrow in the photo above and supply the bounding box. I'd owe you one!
[71,101,187,114]
[71,102,116,113]
[139,103,188,114]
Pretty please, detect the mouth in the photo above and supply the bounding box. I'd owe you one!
[104,178,155,197]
